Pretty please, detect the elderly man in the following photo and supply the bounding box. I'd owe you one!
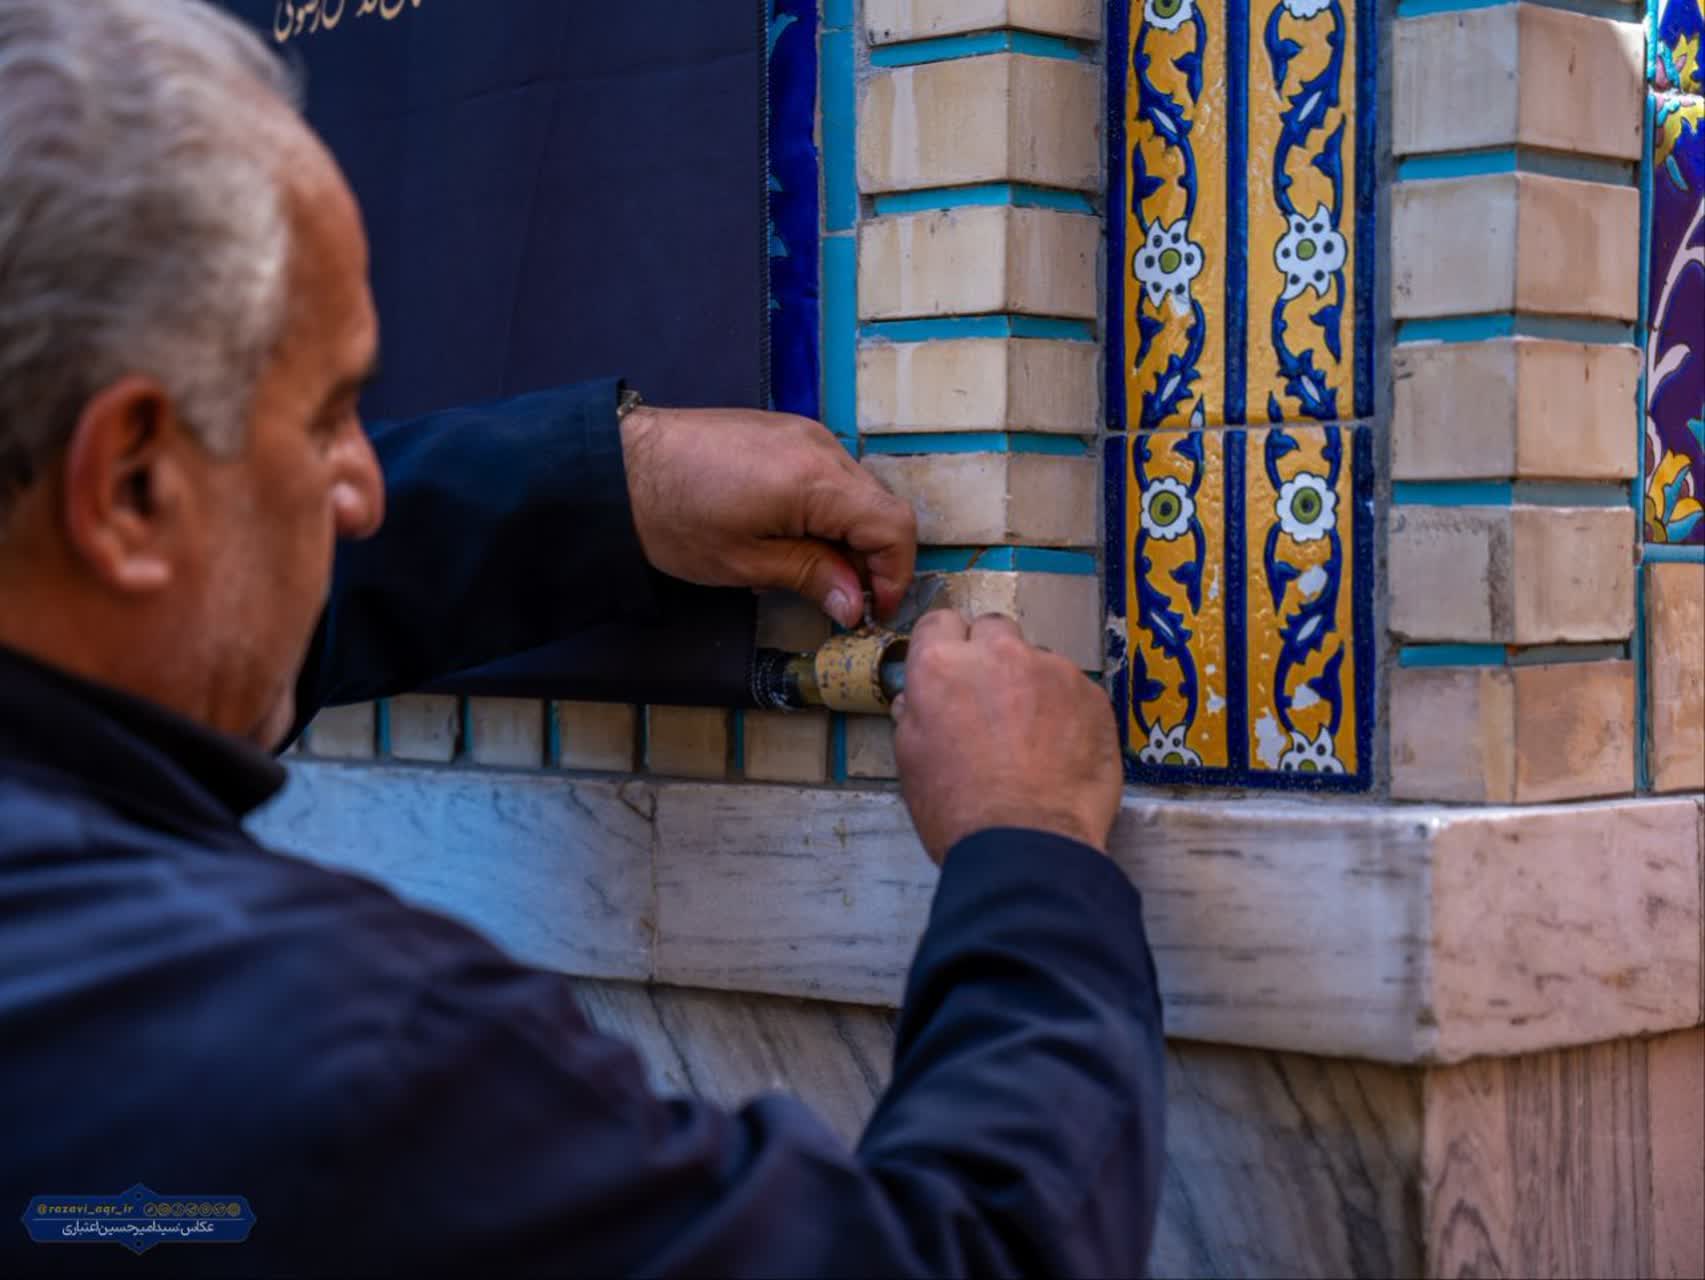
[0,1,1165,1275]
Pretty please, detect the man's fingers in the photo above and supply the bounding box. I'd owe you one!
[799,468,918,620]
[747,539,866,628]
[907,607,970,654]
[731,532,865,627]
[969,613,1025,647]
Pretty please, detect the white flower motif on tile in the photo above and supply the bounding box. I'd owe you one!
[1142,0,1195,33]
[1140,476,1194,541]
[1132,218,1204,315]
[1278,726,1345,774]
[1275,471,1337,543]
[1280,0,1333,18]
[1138,721,1202,767]
[1275,204,1347,301]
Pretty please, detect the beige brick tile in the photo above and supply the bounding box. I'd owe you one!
[1392,339,1639,481]
[863,0,1100,43]
[858,207,1097,320]
[742,710,830,784]
[1392,661,1636,803]
[1510,660,1636,802]
[1388,507,1508,642]
[1647,564,1705,794]
[1390,506,1634,644]
[1509,506,1635,643]
[556,702,637,774]
[1514,175,1640,319]
[935,569,1101,669]
[858,338,1097,434]
[859,55,1098,193]
[864,452,1098,547]
[467,697,545,769]
[1394,7,1642,161]
[845,716,899,780]
[645,707,730,780]
[1392,175,1638,321]
[1391,667,1517,803]
[304,703,376,760]
[387,694,461,763]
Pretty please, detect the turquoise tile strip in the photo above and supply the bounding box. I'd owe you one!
[1394,0,1506,12]
[831,713,847,783]
[1390,481,1514,505]
[1394,315,1637,344]
[822,0,853,29]
[1396,0,1643,17]
[1396,146,1635,186]
[1397,645,1508,668]
[867,30,1088,67]
[860,316,1098,342]
[860,432,1091,456]
[376,699,392,756]
[1642,543,1705,562]
[1395,149,1522,180]
[545,701,561,768]
[1398,642,1631,668]
[821,29,856,232]
[913,547,1098,574]
[822,235,857,442]
[871,183,1098,215]
[1391,480,1633,505]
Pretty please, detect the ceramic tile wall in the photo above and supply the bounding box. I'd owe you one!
[1644,0,1704,794]
[1655,0,1702,96]
[1106,0,1376,789]
[1647,4,1704,547]
[1107,0,1375,431]
[1106,425,1373,788]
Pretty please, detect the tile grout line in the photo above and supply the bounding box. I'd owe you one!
[1394,146,1638,186]
[1394,314,1638,345]
[866,30,1092,68]
[870,182,1099,215]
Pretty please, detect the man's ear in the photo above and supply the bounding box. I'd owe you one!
[60,376,197,593]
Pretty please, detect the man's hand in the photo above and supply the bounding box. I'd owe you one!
[621,406,917,628]
[893,612,1122,865]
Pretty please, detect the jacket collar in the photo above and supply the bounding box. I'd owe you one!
[0,644,287,837]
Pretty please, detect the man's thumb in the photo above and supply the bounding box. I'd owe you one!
[761,539,865,629]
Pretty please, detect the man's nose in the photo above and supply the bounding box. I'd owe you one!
[332,424,385,540]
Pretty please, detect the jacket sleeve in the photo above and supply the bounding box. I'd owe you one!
[290,379,666,724]
[304,829,1166,1278]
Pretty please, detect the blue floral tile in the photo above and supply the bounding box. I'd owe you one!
[1646,94,1705,546]
[1105,423,1375,790]
[1655,0,1703,96]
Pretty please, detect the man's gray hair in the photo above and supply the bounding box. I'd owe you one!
[0,0,300,517]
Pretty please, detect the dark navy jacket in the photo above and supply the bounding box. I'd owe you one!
[0,383,1166,1276]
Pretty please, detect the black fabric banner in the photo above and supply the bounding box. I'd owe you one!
[220,0,768,415]
[218,1,773,706]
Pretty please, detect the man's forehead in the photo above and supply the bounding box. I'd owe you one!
[274,126,374,351]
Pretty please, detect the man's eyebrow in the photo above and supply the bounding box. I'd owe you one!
[315,357,381,420]
[349,355,382,397]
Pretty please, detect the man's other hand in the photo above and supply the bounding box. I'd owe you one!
[621,407,917,628]
[893,612,1122,865]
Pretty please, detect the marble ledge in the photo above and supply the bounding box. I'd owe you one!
[252,764,1705,1067]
